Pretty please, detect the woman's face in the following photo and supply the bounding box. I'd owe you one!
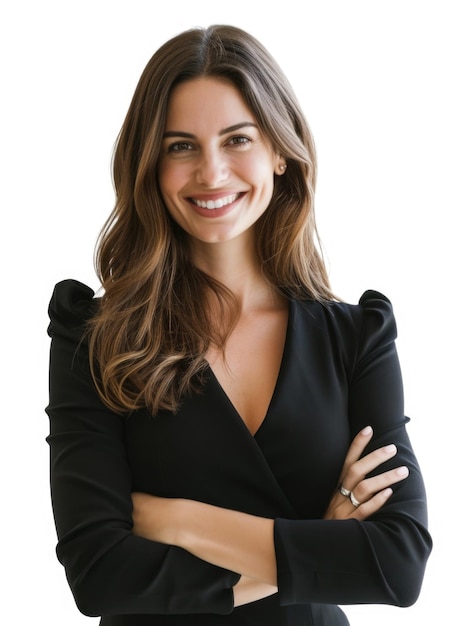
[158,77,283,246]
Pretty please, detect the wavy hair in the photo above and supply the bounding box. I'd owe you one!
[88,24,335,415]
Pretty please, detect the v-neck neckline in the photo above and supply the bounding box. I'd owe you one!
[205,299,293,438]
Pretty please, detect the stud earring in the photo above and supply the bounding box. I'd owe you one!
[278,164,287,173]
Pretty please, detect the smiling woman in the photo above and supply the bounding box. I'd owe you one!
[45,24,432,626]
[158,78,284,245]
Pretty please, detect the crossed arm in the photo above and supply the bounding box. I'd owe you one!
[131,426,409,606]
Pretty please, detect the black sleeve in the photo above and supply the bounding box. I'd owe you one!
[46,280,240,617]
[274,290,432,608]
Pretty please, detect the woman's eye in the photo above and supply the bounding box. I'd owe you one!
[167,141,194,153]
[228,135,251,147]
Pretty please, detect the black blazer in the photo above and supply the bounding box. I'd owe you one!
[46,280,432,625]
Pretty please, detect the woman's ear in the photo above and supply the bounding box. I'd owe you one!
[275,160,287,175]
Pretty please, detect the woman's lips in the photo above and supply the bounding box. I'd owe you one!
[189,192,241,210]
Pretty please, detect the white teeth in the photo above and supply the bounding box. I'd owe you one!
[193,193,239,209]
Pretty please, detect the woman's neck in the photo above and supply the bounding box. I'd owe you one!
[189,233,282,312]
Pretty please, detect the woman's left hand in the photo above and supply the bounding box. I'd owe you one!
[324,426,409,521]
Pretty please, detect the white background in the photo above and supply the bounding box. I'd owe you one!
[1,0,469,623]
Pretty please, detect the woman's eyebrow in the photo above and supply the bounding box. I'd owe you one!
[162,122,257,139]
[218,122,257,135]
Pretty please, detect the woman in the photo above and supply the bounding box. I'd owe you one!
[46,25,432,625]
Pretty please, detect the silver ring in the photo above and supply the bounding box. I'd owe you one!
[349,492,361,508]
[338,485,351,498]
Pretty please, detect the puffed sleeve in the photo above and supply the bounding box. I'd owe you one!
[46,279,240,617]
[274,290,432,608]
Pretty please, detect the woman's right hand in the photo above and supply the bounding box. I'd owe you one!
[324,426,410,521]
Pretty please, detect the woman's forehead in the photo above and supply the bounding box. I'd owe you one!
[164,77,257,135]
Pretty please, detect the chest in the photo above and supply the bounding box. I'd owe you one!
[124,303,353,518]
[205,307,288,436]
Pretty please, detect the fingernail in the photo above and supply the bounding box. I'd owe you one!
[384,444,397,455]
[396,466,409,477]
[361,426,373,436]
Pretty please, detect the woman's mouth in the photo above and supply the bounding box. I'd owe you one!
[190,193,241,210]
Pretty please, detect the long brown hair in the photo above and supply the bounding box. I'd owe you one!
[89,24,335,415]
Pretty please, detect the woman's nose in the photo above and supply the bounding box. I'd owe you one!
[195,150,228,187]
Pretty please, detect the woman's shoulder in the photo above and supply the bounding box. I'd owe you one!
[353,289,396,339]
[334,288,395,332]
[47,279,99,341]
[296,289,398,347]
[299,289,393,317]
[329,290,399,359]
